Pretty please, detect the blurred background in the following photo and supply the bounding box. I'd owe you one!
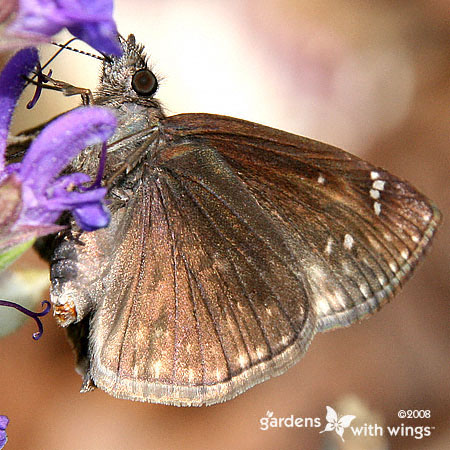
[0,0,449,449]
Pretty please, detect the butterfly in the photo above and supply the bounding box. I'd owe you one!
[16,34,441,406]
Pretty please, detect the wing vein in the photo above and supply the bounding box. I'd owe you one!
[181,254,206,385]
[116,188,151,377]
[226,256,276,358]
[181,255,233,380]
[154,179,180,384]
[165,171,300,335]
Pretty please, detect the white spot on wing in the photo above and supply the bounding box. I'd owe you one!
[315,297,332,315]
[370,189,380,199]
[401,249,409,260]
[344,234,354,250]
[371,171,380,180]
[374,202,381,215]
[325,237,333,255]
[389,261,398,273]
[256,347,264,359]
[238,354,247,368]
[318,174,326,184]
[412,235,420,243]
[359,284,370,298]
[372,180,386,191]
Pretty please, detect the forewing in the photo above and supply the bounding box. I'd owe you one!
[161,113,441,332]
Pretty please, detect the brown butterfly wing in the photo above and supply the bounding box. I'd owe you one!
[51,138,316,406]
[160,113,441,332]
[51,113,440,406]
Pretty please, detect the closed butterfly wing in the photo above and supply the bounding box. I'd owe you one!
[50,113,440,407]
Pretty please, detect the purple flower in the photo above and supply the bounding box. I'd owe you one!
[0,47,117,250]
[1,0,122,56]
[0,415,8,450]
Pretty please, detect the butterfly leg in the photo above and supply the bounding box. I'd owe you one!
[25,73,93,105]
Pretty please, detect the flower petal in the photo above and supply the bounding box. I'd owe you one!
[0,224,62,255]
[6,0,122,56]
[0,414,8,450]
[72,201,110,231]
[46,186,107,210]
[0,430,7,449]
[0,47,38,170]
[14,192,60,226]
[18,182,108,229]
[6,0,64,37]
[0,175,22,229]
[50,172,92,191]
[0,415,9,430]
[19,106,116,195]
[68,21,121,56]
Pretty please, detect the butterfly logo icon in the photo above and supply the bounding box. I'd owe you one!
[319,406,356,442]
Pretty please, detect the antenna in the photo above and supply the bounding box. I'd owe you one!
[50,41,105,61]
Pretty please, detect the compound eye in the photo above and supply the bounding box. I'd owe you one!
[131,69,158,96]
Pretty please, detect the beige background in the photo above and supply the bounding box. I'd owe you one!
[1,1,449,449]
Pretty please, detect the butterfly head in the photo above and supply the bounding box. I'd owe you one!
[95,34,161,109]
